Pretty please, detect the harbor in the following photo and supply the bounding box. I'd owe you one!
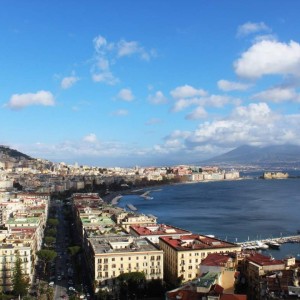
[238,234,300,251]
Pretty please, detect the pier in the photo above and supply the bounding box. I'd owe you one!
[237,234,300,250]
[127,203,137,211]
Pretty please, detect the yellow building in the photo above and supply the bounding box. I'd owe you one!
[86,235,164,292]
[159,234,241,285]
[0,243,32,292]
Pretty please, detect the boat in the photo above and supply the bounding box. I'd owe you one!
[256,241,269,249]
[266,240,280,250]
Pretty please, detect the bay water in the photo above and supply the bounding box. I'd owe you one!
[118,173,300,259]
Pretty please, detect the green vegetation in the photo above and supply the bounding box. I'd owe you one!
[12,256,29,297]
[36,249,57,273]
[47,218,59,227]
[117,272,146,300]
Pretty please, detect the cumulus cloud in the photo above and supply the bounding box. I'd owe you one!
[6,90,55,110]
[187,102,291,148]
[217,79,252,91]
[185,106,207,120]
[234,40,300,79]
[171,98,199,112]
[237,21,270,37]
[148,91,168,104]
[171,94,240,112]
[61,75,79,89]
[83,133,98,143]
[117,88,134,101]
[170,84,207,98]
[252,87,300,102]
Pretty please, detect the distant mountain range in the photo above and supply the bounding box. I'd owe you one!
[202,144,300,168]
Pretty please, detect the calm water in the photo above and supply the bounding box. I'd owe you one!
[118,174,300,259]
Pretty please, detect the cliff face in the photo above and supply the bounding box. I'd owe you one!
[263,172,289,179]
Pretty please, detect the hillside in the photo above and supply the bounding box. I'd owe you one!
[202,144,300,168]
[0,145,33,161]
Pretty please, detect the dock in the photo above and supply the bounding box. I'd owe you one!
[127,203,137,211]
[237,235,300,250]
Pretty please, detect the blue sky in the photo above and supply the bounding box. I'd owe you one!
[1,1,300,167]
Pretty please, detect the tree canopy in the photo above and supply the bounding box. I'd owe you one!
[12,257,29,297]
[47,218,59,227]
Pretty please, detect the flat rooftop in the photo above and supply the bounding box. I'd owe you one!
[89,235,161,254]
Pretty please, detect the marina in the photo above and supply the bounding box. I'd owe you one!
[238,235,300,251]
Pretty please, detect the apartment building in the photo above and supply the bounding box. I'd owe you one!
[159,234,241,285]
[0,243,32,292]
[85,235,164,292]
[241,252,300,299]
[115,212,157,233]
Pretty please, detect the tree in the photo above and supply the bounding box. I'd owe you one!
[117,272,146,299]
[45,228,57,237]
[47,218,59,227]
[12,256,29,297]
[68,245,81,257]
[36,249,57,273]
[44,236,56,246]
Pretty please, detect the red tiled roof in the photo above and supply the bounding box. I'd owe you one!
[130,224,191,236]
[201,253,233,266]
[246,252,284,266]
[160,234,239,251]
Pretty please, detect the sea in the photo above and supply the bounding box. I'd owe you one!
[117,170,300,260]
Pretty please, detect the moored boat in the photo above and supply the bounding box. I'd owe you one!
[266,240,280,250]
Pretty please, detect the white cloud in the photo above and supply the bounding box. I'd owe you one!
[187,102,285,148]
[83,133,98,143]
[91,35,154,85]
[252,87,300,102]
[170,84,207,98]
[61,75,79,89]
[92,71,119,85]
[117,39,153,61]
[117,88,134,101]
[171,94,240,112]
[185,106,207,120]
[234,40,300,79]
[6,90,55,110]
[148,91,168,104]
[217,79,251,91]
[171,98,199,112]
[237,22,270,37]
[112,109,128,116]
